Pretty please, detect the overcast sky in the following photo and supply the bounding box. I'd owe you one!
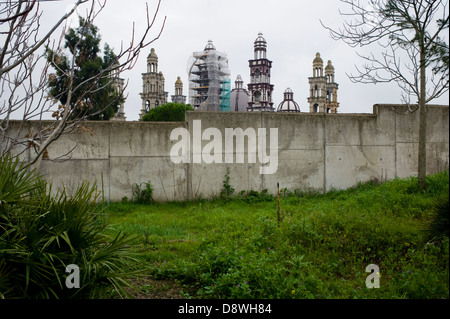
[41,0,448,120]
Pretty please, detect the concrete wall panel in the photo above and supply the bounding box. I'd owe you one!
[109,156,187,202]
[326,145,396,190]
[40,159,110,198]
[6,104,447,202]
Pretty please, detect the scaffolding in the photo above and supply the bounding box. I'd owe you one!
[188,40,231,111]
[220,79,231,111]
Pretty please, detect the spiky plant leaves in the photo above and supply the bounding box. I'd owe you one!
[0,153,141,299]
[0,153,40,204]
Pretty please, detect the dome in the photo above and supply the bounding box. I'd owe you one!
[148,48,158,61]
[313,52,323,64]
[230,75,249,112]
[255,32,266,43]
[277,88,300,112]
[254,32,267,49]
[230,89,250,112]
[175,76,182,85]
[325,60,335,72]
[204,40,216,51]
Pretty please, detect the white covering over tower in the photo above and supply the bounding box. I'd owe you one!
[187,40,231,111]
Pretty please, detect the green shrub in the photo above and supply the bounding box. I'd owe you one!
[142,103,193,122]
[0,153,140,299]
[426,192,449,241]
[239,189,274,204]
[426,170,449,195]
[132,181,154,204]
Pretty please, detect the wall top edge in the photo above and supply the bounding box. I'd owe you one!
[5,105,447,126]
[4,120,188,125]
[373,104,449,108]
[373,104,449,115]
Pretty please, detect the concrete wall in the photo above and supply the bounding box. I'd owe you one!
[6,104,449,202]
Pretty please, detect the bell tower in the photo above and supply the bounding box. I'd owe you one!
[307,52,339,113]
[171,76,186,104]
[324,60,339,113]
[247,33,274,112]
[140,48,167,119]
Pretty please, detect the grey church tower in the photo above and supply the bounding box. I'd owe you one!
[307,52,339,113]
[140,48,167,119]
[171,76,186,104]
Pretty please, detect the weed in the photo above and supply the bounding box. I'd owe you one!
[220,168,235,202]
[239,189,274,204]
[132,181,154,204]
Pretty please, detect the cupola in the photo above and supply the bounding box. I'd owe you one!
[277,88,300,112]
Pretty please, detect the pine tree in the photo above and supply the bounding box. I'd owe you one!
[47,18,123,121]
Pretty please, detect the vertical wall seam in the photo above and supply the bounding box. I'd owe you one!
[394,109,397,177]
[108,122,111,203]
[261,111,264,192]
[323,115,326,193]
[186,114,192,200]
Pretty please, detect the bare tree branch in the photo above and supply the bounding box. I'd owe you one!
[1,0,166,169]
[322,0,449,189]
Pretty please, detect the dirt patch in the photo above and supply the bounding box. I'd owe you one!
[126,276,185,299]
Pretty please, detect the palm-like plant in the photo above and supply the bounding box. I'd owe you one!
[0,153,40,205]
[0,153,141,299]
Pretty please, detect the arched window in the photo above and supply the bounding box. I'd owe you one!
[155,100,159,107]
[315,68,320,77]
[254,69,261,83]
[313,104,318,113]
[327,74,333,83]
[254,90,261,103]
[145,100,150,112]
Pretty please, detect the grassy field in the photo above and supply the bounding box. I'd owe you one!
[103,170,449,299]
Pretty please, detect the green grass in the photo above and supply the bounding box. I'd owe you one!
[103,170,449,299]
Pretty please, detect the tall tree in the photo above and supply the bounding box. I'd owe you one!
[47,18,122,121]
[322,0,449,189]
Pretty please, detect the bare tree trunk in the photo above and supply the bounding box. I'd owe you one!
[418,49,427,190]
